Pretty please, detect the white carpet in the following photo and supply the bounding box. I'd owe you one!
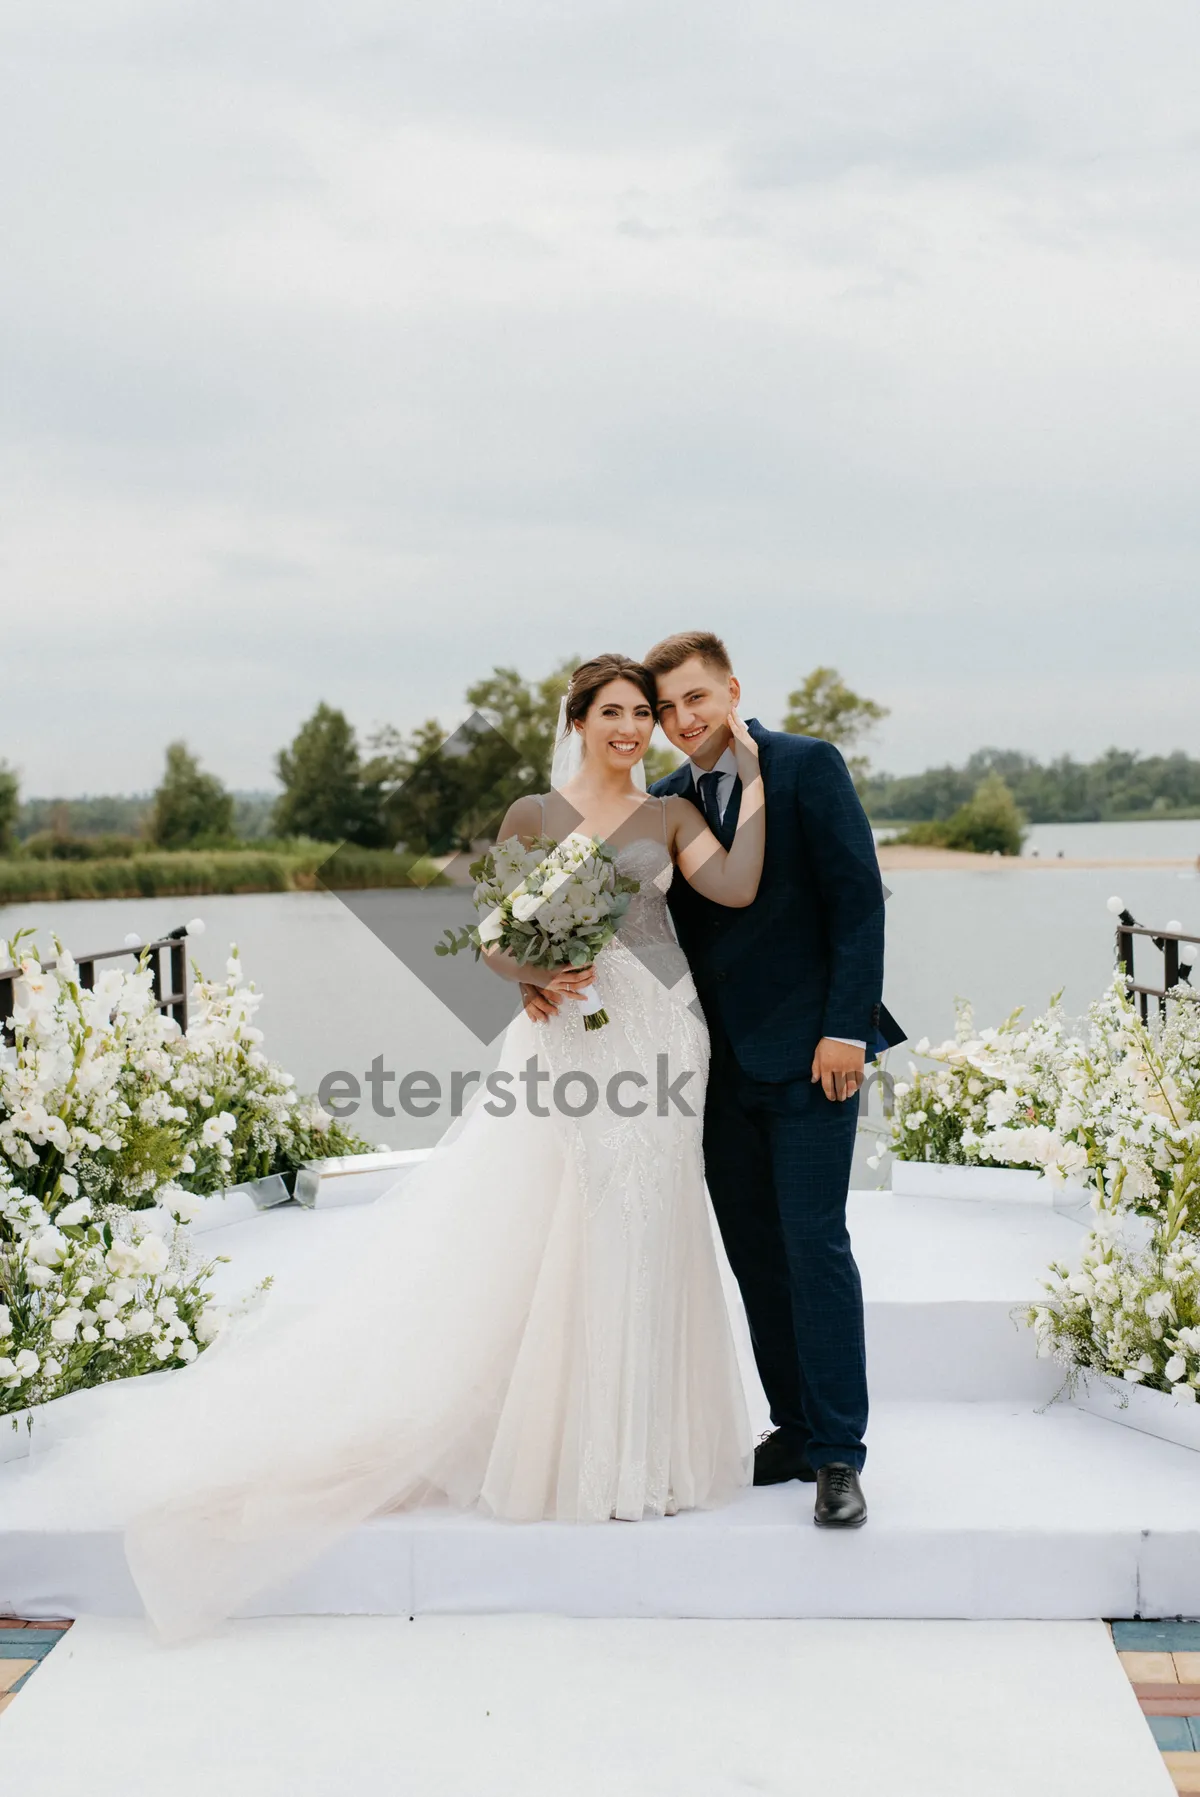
[4,1191,1200,1623]
[0,1615,1175,1797]
[6,1396,1200,1621]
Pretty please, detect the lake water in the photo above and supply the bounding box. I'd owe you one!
[3,822,1197,1183]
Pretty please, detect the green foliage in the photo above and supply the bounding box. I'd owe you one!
[230,791,279,839]
[893,773,1026,856]
[0,762,17,855]
[643,743,682,784]
[465,659,577,791]
[864,746,1200,824]
[0,846,441,904]
[364,661,585,856]
[274,703,382,845]
[21,832,141,861]
[15,792,278,843]
[150,742,234,849]
[781,667,889,785]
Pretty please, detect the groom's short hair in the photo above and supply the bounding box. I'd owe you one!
[643,631,732,679]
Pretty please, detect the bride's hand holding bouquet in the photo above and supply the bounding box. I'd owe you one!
[436,832,639,1030]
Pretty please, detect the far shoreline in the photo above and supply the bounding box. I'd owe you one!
[877,845,1197,872]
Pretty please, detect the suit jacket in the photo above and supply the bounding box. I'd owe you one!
[651,719,905,1082]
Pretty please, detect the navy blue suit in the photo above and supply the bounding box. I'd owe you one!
[652,719,904,1472]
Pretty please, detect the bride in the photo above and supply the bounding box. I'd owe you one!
[22,654,766,1642]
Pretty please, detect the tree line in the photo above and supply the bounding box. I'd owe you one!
[1,663,886,857]
[3,669,1197,862]
[862,747,1200,825]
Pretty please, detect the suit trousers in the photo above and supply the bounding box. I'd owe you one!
[703,1015,868,1471]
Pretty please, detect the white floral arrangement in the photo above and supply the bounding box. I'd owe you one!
[877,978,1200,1215]
[876,995,1077,1178]
[1028,1145,1200,1400]
[869,941,1200,1396]
[0,927,364,1419]
[0,932,369,1222]
[167,946,367,1193]
[436,832,639,1030]
[0,1160,227,1419]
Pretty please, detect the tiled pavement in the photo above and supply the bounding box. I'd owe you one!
[0,1622,72,1717]
[1115,1622,1200,1793]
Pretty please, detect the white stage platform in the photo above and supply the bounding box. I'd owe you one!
[2,1190,1198,1623]
[0,1616,1175,1797]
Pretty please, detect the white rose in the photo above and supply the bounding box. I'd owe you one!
[153,1339,174,1361]
[510,893,543,923]
[162,1188,203,1224]
[103,1319,126,1341]
[127,1309,155,1336]
[94,1299,118,1322]
[135,1234,169,1276]
[28,1228,69,1267]
[104,1242,141,1278]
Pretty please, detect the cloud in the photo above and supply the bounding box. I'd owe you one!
[2,1,1199,792]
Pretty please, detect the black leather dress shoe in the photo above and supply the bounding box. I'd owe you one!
[813,1463,867,1528]
[753,1429,816,1486]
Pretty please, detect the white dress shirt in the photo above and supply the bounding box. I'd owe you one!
[687,745,739,820]
[686,746,866,1054]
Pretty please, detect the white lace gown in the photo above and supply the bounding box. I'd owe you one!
[19,816,752,1641]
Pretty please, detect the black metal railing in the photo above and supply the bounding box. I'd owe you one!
[1111,906,1199,1021]
[0,925,191,1046]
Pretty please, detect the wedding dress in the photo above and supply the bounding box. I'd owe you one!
[18,797,752,1641]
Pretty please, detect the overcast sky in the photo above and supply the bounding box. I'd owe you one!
[4,1,1199,796]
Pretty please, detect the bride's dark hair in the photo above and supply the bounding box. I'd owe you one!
[562,654,659,735]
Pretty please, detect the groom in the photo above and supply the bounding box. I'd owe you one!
[644,631,904,1528]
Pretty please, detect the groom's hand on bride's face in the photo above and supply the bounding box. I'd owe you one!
[811,1038,866,1102]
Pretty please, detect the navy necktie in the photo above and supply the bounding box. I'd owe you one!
[696,770,724,837]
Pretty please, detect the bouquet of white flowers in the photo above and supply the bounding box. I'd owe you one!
[436,832,639,1030]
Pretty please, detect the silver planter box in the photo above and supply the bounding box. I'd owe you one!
[293,1148,431,1210]
[1070,1372,1200,1454]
